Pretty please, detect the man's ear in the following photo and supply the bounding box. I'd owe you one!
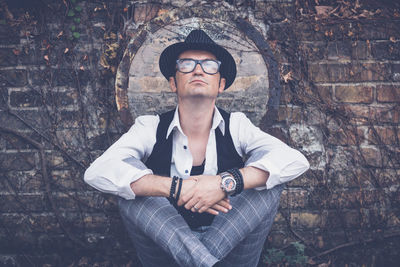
[218,77,226,93]
[169,76,177,93]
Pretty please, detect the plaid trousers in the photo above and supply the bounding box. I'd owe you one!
[118,184,284,267]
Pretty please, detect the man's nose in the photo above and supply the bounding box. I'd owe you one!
[193,62,205,74]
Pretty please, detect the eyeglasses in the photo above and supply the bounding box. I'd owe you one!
[176,58,221,75]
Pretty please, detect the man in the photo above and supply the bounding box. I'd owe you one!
[84,29,309,267]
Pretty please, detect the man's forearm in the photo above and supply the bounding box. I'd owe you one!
[240,166,269,190]
[130,174,172,197]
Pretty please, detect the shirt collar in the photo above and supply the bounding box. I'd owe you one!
[165,106,226,139]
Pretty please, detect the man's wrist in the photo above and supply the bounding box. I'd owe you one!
[225,168,244,196]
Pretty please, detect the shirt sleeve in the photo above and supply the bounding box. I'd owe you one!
[230,112,310,190]
[84,115,159,199]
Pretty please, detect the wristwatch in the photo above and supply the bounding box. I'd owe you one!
[219,171,237,196]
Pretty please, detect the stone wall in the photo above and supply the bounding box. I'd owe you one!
[0,0,399,266]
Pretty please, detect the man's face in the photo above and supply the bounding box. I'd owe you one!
[169,50,226,101]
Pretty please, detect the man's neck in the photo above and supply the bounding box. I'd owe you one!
[178,99,215,138]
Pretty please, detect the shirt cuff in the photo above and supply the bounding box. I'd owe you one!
[118,168,153,200]
[246,159,281,190]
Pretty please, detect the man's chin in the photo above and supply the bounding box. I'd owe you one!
[181,93,216,100]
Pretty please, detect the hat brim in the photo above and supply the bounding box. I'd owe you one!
[159,42,236,90]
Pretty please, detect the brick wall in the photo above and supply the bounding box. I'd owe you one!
[0,0,399,265]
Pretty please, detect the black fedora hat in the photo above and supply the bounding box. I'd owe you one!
[159,29,236,90]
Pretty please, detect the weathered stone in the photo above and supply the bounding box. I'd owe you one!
[358,21,400,41]
[289,125,324,154]
[0,152,37,171]
[345,105,400,124]
[1,132,38,150]
[300,41,326,61]
[0,69,27,87]
[280,188,308,209]
[290,212,323,229]
[0,87,7,108]
[0,193,47,212]
[30,69,75,87]
[277,105,303,123]
[10,90,42,107]
[309,62,391,83]
[256,2,295,21]
[351,41,369,60]
[360,146,388,167]
[377,84,400,103]
[327,41,352,60]
[51,170,86,190]
[367,126,400,145]
[9,109,52,130]
[392,64,400,81]
[134,3,160,23]
[327,127,365,146]
[0,48,18,66]
[335,85,373,103]
[0,25,19,44]
[45,91,77,107]
[371,41,400,60]
[88,132,121,150]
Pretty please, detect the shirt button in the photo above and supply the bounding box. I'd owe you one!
[183,145,187,149]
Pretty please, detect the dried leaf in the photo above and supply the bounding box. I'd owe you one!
[282,71,293,83]
[315,6,334,16]
[79,66,85,71]
[157,9,169,16]
[390,36,396,43]
[355,0,361,9]
[57,30,64,38]
[109,32,117,39]
[64,48,69,54]
[44,55,49,61]
[100,55,110,69]
[12,49,21,55]
[308,258,317,265]
[269,40,277,50]
[123,7,128,12]
[83,55,88,61]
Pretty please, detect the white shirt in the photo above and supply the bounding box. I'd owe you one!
[84,107,310,200]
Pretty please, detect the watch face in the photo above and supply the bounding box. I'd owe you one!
[223,177,236,192]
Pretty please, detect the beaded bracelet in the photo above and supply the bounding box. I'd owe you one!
[175,178,183,202]
[169,176,178,199]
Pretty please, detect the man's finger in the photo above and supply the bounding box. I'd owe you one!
[205,208,219,215]
[185,197,200,210]
[211,203,230,213]
[216,199,232,210]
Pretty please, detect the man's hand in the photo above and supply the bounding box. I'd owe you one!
[178,175,231,215]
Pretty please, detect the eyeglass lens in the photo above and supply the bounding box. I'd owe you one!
[177,59,220,74]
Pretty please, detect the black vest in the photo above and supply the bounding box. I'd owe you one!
[145,108,244,228]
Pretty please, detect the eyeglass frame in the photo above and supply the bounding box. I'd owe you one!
[175,58,222,75]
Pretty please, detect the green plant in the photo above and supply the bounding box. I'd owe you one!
[67,0,82,39]
[263,242,308,266]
